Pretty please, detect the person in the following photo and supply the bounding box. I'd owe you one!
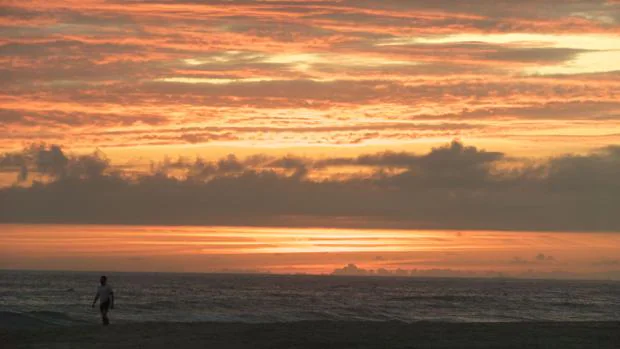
[92,275,114,325]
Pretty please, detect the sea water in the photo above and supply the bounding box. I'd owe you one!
[1,270,619,327]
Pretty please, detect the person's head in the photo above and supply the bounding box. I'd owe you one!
[100,275,107,285]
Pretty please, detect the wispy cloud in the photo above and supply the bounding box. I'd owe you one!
[1,0,619,152]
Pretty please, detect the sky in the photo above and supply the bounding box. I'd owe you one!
[2,224,619,278]
[1,0,620,276]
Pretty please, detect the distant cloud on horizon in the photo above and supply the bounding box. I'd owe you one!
[330,263,620,280]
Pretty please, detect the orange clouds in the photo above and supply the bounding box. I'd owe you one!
[1,0,619,155]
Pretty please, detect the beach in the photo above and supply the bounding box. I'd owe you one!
[2,321,619,349]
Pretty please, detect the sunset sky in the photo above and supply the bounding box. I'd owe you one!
[1,1,619,277]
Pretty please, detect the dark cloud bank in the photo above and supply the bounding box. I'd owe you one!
[330,263,620,280]
[1,141,620,231]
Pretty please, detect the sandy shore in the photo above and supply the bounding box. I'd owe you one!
[2,321,619,349]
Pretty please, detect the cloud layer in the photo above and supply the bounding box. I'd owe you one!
[1,0,620,152]
[2,141,620,231]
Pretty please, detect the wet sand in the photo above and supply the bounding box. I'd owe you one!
[2,321,619,349]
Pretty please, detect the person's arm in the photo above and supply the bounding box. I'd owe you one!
[110,290,115,309]
[92,291,100,308]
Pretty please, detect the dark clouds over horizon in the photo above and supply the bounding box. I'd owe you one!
[1,141,619,232]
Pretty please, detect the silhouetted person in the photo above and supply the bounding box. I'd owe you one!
[92,275,114,325]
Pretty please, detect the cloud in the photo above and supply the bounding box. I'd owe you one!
[2,0,620,237]
[511,254,557,265]
[1,141,620,231]
[0,144,111,182]
[1,0,619,151]
[34,144,69,177]
[332,264,373,276]
[593,259,620,266]
[535,253,556,262]
[329,264,614,279]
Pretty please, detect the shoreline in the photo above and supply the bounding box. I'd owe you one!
[3,321,619,349]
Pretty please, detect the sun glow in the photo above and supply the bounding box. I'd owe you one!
[2,225,619,276]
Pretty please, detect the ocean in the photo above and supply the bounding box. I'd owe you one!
[1,270,619,328]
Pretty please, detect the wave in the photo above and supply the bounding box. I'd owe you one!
[0,311,84,329]
[388,295,489,302]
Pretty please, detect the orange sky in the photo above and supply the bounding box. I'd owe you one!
[1,1,620,276]
[2,224,619,278]
[1,0,619,158]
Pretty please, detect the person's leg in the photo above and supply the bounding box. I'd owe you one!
[100,301,110,325]
[102,309,109,325]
